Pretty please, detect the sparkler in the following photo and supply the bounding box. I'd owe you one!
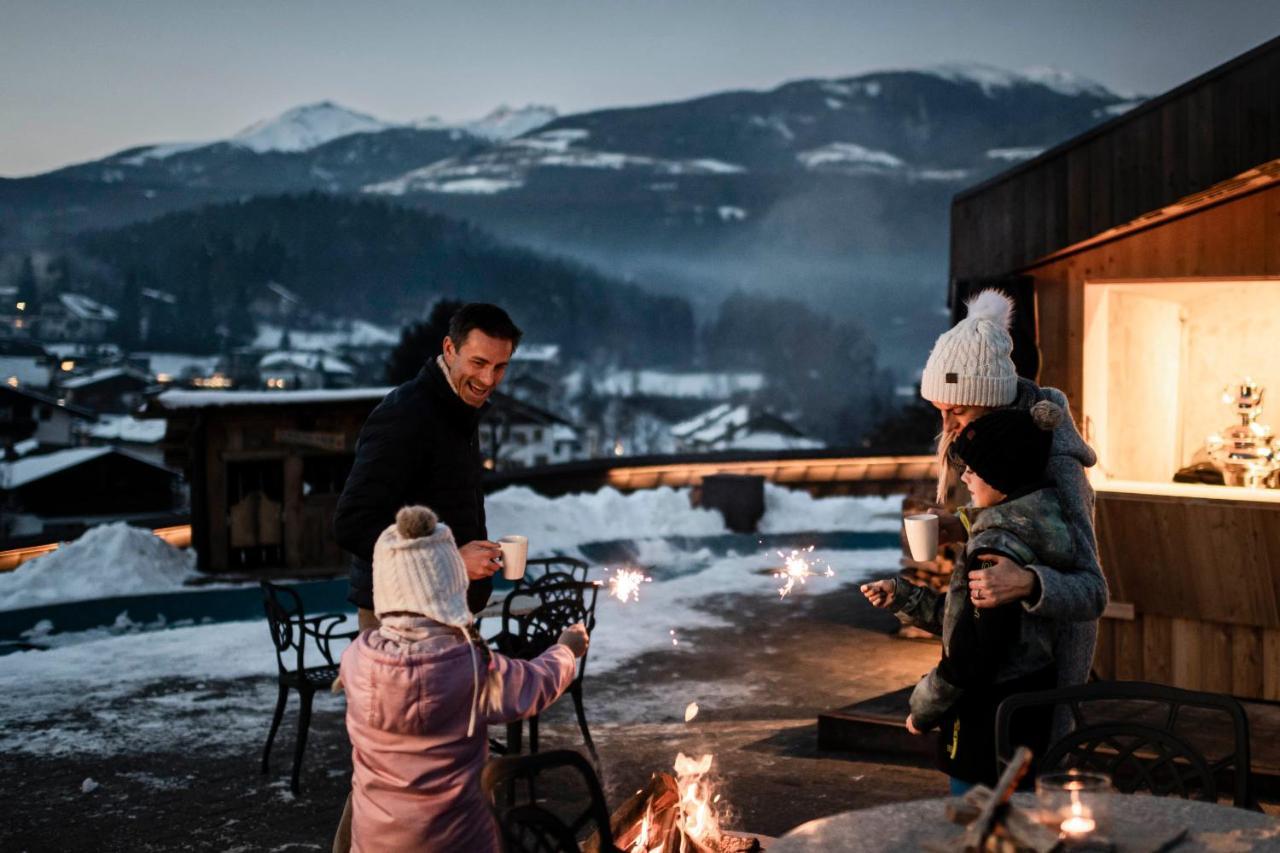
[773,545,834,598]
[606,567,651,603]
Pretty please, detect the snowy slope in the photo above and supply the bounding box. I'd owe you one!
[230,101,394,153]
[464,104,558,141]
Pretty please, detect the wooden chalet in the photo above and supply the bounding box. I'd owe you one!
[950,36,1280,700]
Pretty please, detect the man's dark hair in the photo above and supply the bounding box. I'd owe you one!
[447,303,523,351]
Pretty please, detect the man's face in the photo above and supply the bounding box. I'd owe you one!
[442,330,513,407]
[933,401,992,438]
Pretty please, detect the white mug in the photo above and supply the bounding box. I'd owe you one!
[903,513,939,562]
[499,535,528,581]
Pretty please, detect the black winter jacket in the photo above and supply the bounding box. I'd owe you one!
[334,360,491,613]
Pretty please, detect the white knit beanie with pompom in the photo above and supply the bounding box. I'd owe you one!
[372,505,473,628]
[920,289,1019,407]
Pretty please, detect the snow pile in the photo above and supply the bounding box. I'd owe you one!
[486,486,727,553]
[486,484,901,555]
[758,485,900,534]
[231,101,392,153]
[0,522,198,611]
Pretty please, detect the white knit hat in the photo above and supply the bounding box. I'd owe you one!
[372,506,473,628]
[920,289,1018,407]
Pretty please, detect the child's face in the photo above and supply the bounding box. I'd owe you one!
[961,466,1006,507]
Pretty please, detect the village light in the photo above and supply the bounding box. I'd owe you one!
[155,372,172,384]
[15,301,25,311]
[6,377,18,388]
[60,360,75,372]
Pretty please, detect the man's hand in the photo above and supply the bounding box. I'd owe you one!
[459,540,502,581]
[905,714,922,735]
[933,509,967,545]
[968,555,1036,609]
[558,623,590,658]
[860,579,896,609]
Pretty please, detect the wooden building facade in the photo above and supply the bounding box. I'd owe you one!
[950,36,1280,700]
[142,388,388,574]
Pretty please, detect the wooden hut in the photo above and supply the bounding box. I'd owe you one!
[950,36,1280,700]
[140,388,388,574]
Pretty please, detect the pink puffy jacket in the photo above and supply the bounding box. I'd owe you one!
[340,628,577,853]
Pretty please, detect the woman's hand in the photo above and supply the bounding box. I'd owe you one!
[860,579,896,609]
[968,556,1037,608]
[557,623,590,658]
[905,714,922,735]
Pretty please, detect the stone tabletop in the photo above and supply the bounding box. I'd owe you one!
[770,793,1280,852]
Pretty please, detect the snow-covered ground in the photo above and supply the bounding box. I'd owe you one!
[0,485,899,613]
[0,486,903,758]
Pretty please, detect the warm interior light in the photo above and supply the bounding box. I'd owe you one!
[60,360,74,371]
[6,377,18,388]
[15,301,26,311]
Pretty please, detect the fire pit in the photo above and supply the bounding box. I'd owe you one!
[588,753,765,853]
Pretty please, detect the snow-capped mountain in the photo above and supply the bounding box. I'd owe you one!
[230,101,393,153]
[1,65,1141,369]
[462,105,558,142]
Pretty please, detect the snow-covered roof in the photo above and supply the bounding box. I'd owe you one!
[671,404,824,452]
[512,343,560,363]
[61,366,151,389]
[265,281,302,304]
[141,288,177,304]
[83,415,167,444]
[1,446,171,489]
[797,142,904,172]
[593,370,765,400]
[137,352,222,380]
[258,350,355,375]
[149,387,392,411]
[58,293,119,322]
[10,437,39,457]
[252,321,400,351]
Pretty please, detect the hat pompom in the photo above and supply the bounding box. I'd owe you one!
[1030,400,1063,432]
[966,289,1014,331]
[396,505,438,539]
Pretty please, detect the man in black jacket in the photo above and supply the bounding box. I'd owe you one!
[334,302,522,624]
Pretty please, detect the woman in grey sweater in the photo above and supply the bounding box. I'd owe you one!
[912,290,1108,697]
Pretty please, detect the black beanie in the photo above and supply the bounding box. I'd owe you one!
[953,401,1062,496]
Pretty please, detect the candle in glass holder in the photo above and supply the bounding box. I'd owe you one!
[1036,770,1110,840]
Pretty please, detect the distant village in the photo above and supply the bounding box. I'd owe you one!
[0,275,824,551]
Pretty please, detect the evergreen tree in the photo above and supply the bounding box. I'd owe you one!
[385,298,464,384]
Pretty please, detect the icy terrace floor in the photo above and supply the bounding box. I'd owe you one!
[1,488,942,851]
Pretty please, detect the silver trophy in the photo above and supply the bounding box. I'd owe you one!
[1205,379,1280,488]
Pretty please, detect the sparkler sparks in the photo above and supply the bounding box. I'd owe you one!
[605,567,652,603]
[773,545,834,598]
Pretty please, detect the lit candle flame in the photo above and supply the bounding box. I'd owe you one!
[1060,789,1096,836]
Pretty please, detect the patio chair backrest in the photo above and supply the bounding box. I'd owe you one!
[996,680,1254,808]
[500,580,599,666]
[521,556,590,585]
[260,581,350,677]
[482,749,623,853]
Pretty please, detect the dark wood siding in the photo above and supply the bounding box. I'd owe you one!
[953,36,1280,281]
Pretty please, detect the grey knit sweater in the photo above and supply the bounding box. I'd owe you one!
[1009,379,1109,692]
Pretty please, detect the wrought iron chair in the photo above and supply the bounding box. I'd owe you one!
[482,749,624,853]
[259,580,358,794]
[492,578,601,764]
[521,555,590,585]
[996,680,1256,808]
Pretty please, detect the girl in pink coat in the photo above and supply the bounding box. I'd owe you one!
[340,505,588,853]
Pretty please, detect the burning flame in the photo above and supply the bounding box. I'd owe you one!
[685,702,699,723]
[674,752,721,844]
[607,568,651,603]
[1060,789,1096,836]
[774,546,834,598]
